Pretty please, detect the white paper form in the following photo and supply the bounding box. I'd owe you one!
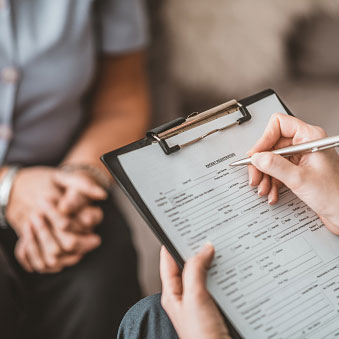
[118,94,339,339]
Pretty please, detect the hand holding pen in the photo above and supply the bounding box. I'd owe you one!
[241,113,339,235]
[230,135,339,167]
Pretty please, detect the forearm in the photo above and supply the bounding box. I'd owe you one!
[63,92,149,170]
[62,52,150,172]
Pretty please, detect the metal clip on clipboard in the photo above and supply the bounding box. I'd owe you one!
[147,99,251,155]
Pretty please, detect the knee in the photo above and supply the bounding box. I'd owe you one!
[118,294,167,339]
[122,293,163,323]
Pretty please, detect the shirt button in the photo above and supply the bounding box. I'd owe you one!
[1,66,20,84]
[0,125,12,141]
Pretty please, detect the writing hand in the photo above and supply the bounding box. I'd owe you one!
[248,113,339,235]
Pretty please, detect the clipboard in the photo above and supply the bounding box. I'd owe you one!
[101,89,296,338]
[101,89,339,338]
[101,89,292,269]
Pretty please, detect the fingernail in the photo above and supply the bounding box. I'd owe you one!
[91,236,101,247]
[96,187,108,197]
[258,186,263,196]
[203,241,214,252]
[249,174,253,186]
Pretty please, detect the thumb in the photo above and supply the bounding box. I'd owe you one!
[251,152,302,189]
[183,243,214,295]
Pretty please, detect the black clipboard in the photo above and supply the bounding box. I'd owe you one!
[101,89,293,339]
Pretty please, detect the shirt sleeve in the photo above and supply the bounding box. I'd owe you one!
[97,0,149,53]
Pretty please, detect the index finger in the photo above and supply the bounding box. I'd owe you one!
[248,113,303,155]
[53,171,108,201]
[57,188,89,215]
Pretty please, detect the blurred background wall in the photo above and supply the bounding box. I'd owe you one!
[118,0,339,296]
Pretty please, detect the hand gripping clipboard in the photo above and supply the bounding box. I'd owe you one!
[101,89,295,339]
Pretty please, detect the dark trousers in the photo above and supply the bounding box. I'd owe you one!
[118,294,178,339]
[0,199,141,339]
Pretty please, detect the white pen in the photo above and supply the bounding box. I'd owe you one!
[229,135,339,167]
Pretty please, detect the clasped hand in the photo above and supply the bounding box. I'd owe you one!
[7,166,108,273]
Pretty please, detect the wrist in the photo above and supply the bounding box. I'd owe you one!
[60,163,113,191]
[0,166,21,228]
